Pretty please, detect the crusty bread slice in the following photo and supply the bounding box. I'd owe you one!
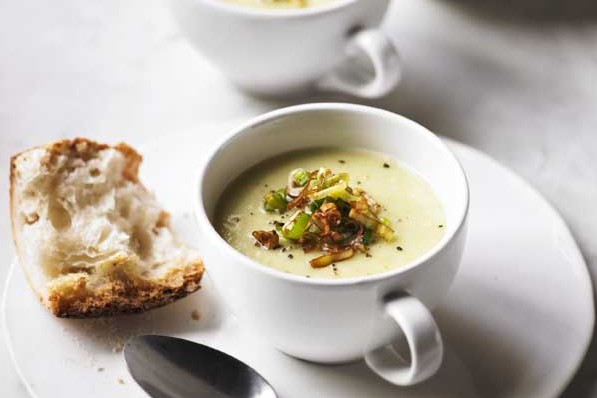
[10,138,204,318]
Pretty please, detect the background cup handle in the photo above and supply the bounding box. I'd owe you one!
[316,28,401,99]
[365,292,443,386]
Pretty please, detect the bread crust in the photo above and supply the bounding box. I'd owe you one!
[47,260,204,318]
[10,138,204,318]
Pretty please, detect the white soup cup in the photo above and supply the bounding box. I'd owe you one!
[194,103,469,386]
[169,0,400,98]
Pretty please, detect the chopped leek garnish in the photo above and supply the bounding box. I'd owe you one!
[376,223,396,241]
[310,248,355,268]
[310,181,350,201]
[254,167,398,268]
[324,172,349,188]
[282,211,311,240]
[264,189,287,212]
[348,208,378,230]
[293,168,310,187]
[274,221,284,234]
[349,209,395,242]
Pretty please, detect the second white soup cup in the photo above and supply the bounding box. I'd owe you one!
[194,103,469,386]
[169,0,400,98]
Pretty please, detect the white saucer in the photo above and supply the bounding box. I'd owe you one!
[3,125,594,398]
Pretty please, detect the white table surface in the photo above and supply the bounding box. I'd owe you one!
[1,0,596,397]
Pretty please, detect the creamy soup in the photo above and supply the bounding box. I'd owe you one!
[215,148,446,279]
[219,0,338,9]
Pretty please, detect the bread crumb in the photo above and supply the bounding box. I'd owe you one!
[112,342,124,353]
[117,378,125,385]
[191,310,201,321]
[97,367,104,372]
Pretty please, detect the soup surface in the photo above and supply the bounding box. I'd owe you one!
[215,148,446,279]
[219,0,338,9]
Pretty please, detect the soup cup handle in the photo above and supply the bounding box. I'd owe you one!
[364,292,443,386]
[316,28,401,99]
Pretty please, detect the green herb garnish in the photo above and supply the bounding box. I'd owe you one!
[363,228,374,246]
[309,198,325,213]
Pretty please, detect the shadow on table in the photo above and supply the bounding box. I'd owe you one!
[56,273,227,355]
[445,0,597,24]
[560,285,597,398]
[283,302,532,398]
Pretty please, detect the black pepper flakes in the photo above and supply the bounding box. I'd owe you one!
[288,254,294,259]
[438,224,444,228]
[365,252,372,258]
[339,160,346,164]
[396,246,403,251]
[383,163,390,168]
[250,212,254,216]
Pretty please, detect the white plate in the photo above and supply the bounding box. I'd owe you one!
[3,124,594,398]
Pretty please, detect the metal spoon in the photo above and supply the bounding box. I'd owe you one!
[124,335,277,398]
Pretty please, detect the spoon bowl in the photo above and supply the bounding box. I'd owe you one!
[124,335,277,398]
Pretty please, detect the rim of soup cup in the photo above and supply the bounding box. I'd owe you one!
[196,0,357,18]
[194,103,469,287]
